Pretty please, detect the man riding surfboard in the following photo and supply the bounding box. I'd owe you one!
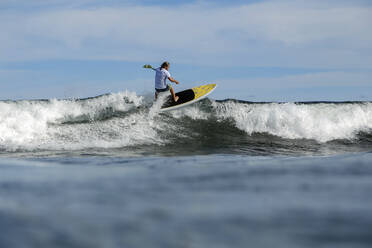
[153,62,180,102]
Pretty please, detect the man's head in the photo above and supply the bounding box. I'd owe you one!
[161,61,170,70]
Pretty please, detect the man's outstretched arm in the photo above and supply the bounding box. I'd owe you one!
[168,77,179,84]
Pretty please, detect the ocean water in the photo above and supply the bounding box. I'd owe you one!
[0,91,372,248]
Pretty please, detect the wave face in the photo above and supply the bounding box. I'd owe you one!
[0,91,371,156]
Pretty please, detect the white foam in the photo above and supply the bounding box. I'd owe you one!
[213,101,372,142]
[170,105,210,120]
[1,92,372,152]
[0,91,168,151]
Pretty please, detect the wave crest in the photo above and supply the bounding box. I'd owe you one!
[212,101,372,142]
[0,92,371,153]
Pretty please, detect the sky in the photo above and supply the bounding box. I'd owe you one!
[0,0,371,101]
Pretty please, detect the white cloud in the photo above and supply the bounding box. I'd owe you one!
[0,0,371,68]
[216,71,372,89]
[212,70,372,101]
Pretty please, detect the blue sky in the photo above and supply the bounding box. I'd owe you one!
[0,0,371,101]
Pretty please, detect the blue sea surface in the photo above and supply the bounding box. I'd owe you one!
[1,153,372,248]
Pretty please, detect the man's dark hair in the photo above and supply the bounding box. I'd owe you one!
[161,61,170,69]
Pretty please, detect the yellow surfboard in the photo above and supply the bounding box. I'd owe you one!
[161,83,217,111]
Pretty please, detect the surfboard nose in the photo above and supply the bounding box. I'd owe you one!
[192,83,217,100]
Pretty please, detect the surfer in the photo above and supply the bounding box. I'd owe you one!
[154,62,180,102]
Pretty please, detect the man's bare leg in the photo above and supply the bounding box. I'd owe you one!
[170,87,179,102]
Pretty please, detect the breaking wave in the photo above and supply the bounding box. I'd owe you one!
[0,91,371,155]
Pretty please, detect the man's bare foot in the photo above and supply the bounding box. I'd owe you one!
[174,96,179,102]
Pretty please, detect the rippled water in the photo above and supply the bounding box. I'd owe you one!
[0,154,372,248]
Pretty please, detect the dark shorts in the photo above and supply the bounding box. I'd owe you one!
[155,84,171,93]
